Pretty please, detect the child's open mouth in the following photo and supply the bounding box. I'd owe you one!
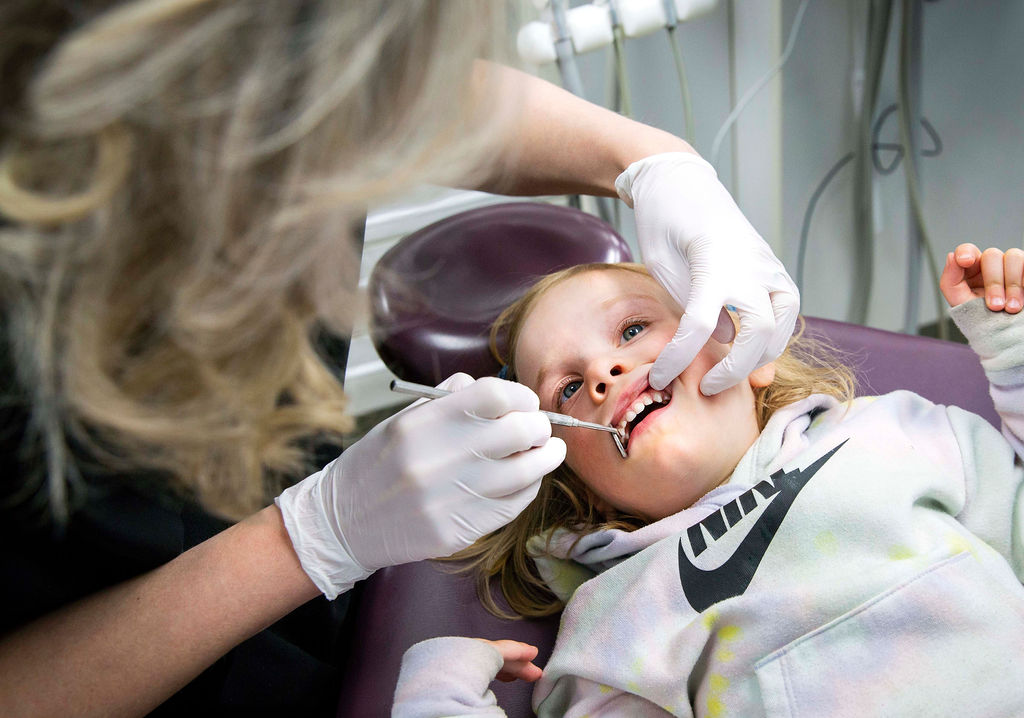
[615,388,672,451]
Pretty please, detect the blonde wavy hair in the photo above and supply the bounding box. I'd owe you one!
[450,263,857,618]
[0,0,516,525]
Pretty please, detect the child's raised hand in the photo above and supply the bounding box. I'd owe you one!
[940,243,1024,312]
[475,639,543,683]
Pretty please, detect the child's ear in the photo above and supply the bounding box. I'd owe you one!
[748,361,776,388]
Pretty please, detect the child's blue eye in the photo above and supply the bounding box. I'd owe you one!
[560,380,582,402]
[622,323,645,341]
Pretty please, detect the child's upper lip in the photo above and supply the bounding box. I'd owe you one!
[610,373,654,428]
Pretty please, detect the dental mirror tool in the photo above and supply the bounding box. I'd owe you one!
[390,379,628,459]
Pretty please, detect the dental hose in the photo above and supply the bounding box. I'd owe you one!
[663,1,695,144]
[608,1,633,118]
[550,0,617,226]
[897,0,948,340]
[607,2,632,233]
[850,0,892,327]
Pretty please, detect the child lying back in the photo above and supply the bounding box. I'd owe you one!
[394,244,1024,717]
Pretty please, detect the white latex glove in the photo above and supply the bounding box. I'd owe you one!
[275,373,566,599]
[615,152,800,395]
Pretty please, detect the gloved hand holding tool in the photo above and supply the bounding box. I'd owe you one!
[276,373,566,599]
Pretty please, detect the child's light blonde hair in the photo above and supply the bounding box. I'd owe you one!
[451,263,856,619]
[0,0,515,526]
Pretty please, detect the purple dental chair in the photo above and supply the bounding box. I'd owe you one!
[336,202,998,717]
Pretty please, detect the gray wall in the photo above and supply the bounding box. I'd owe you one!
[781,0,1024,330]
[560,0,1024,329]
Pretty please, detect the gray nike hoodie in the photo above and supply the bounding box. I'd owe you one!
[394,299,1024,717]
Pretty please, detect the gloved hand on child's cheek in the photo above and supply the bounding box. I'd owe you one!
[276,373,566,599]
[616,152,799,395]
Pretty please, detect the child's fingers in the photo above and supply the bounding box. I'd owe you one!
[939,251,962,289]
[950,244,983,270]
[489,639,538,662]
[516,661,543,682]
[940,252,972,307]
[480,639,542,683]
[955,242,982,268]
[944,245,1024,312]
[495,660,543,683]
[1005,249,1024,313]
[981,248,1006,310]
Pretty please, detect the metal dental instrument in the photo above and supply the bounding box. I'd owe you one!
[390,379,628,459]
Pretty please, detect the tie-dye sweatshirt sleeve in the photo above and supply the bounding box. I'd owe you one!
[392,637,508,717]
[950,297,1024,457]
[949,297,1024,580]
[391,636,674,717]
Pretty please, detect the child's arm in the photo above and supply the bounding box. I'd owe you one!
[938,244,1024,579]
[392,637,540,717]
[393,636,673,717]
[941,243,1024,457]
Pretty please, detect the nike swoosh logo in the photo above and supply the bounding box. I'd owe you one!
[678,440,847,612]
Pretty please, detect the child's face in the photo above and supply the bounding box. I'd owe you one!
[515,269,774,522]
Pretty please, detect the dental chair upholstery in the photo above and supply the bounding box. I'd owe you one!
[337,201,998,717]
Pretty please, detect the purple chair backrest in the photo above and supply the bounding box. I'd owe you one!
[340,204,998,717]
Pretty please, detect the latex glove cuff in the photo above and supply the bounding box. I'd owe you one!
[275,463,372,601]
[614,151,714,209]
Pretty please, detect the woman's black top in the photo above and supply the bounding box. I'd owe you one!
[0,332,356,716]
[0,216,367,716]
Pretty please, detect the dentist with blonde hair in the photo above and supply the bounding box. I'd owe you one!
[0,1,796,715]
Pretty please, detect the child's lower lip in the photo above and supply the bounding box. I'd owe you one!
[627,404,670,451]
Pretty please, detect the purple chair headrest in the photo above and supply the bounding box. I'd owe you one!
[368,202,632,384]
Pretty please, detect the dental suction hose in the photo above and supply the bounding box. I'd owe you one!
[549,0,617,225]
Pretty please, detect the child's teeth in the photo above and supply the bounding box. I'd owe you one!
[617,389,674,437]
[616,425,630,448]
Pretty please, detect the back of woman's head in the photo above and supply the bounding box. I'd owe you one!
[453,263,856,619]
[0,0,514,525]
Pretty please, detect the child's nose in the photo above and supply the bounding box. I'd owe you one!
[587,362,626,402]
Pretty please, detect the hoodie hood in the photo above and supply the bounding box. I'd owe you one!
[529,393,841,602]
